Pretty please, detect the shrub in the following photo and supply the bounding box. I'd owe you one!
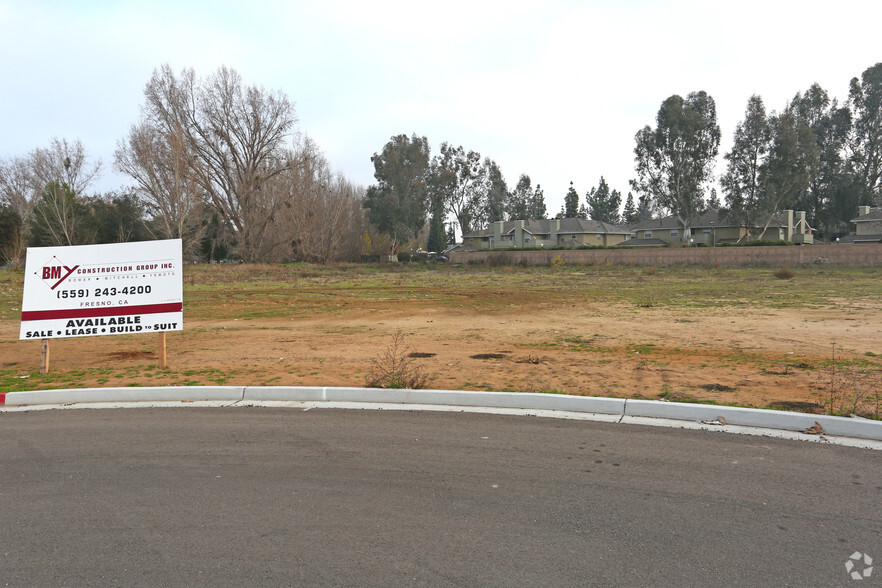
[773,267,795,280]
[397,252,412,263]
[365,330,429,389]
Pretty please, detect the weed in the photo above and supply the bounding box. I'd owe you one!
[818,342,882,417]
[365,329,429,389]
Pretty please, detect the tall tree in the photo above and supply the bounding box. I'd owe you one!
[0,155,37,264]
[622,192,638,224]
[362,134,431,255]
[115,121,206,261]
[429,143,488,235]
[528,183,547,220]
[141,64,298,262]
[0,155,38,225]
[586,176,621,224]
[706,188,721,211]
[483,159,508,224]
[564,181,579,218]
[636,193,655,221]
[631,91,721,243]
[29,138,102,198]
[0,204,23,268]
[756,108,820,238]
[281,137,366,263]
[506,174,532,220]
[847,62,882,207]
[29,181,90,246]
[427,166,446,253]
[789,83,852,234]
[722,95,772,234]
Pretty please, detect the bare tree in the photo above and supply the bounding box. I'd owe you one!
[0,155,38,218]
[280,138,365,263]
[27,138,101,246]
[29,138,101,196]
[141,64,298,262]
[0,156,36,266]
[115,122,206,261]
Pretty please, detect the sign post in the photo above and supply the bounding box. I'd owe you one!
[20,240,183,368]
[41,339,50,374]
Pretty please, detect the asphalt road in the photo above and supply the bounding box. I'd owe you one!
[1,407,880,586]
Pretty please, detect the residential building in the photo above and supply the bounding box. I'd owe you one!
[840,206,882,243]
[627,209,813,247]
[462,218,633,251]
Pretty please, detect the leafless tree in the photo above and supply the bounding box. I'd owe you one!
[0,156,36,267]
[29,138,101,196]
[141,64,298,262]
[25,138,101,247]
[0,155,37,217]
[281,138,366,263]
[115,122,206,261]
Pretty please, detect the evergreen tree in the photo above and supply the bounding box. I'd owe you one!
[586,176,621,224]
[429,143,488,236]
[483,159,508,223]
[622,192,638,224]
[506,174,532,220]
[847,62,882,207]
[564,182,579,218]
[362,134,431,254]
[426,194,446,252]
[707,188,721,211]
[721,95,772,234]
[636,193,655,220]
[631,91,721,243]
[529,184,547,220]
[445,223,456,246]
[789,83,852,234]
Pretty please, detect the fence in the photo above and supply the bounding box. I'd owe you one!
[450,243,882,267]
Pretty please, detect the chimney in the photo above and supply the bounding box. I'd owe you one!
[858,206,871,217]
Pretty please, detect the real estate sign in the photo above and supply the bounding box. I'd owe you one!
[20,240,183,340]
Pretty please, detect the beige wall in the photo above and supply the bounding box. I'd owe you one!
[452,243,882,267]
[856,220,882,235]
[465,232,630,250]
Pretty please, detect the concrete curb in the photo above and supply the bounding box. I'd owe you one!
[2,386,880,441]
[622,399,882,441]
[1,386,244,406]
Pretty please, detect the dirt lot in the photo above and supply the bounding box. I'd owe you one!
[2,264,881,415]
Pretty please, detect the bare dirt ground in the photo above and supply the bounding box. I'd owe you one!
[4,286,881,414]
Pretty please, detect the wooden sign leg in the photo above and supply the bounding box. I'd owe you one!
[41,338,50,374]
[158,331,167,369]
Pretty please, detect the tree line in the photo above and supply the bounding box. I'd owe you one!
[2,62,881,265]
[627,63,882,242]
[0,65,370,266]
[362,62,882,252]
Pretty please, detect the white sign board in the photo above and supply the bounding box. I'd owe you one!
[20,239,183,340]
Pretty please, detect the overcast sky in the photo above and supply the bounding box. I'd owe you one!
[2,0,880,222]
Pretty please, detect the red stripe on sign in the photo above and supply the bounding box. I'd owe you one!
[21,302,183,322]
[0,393,5,405]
